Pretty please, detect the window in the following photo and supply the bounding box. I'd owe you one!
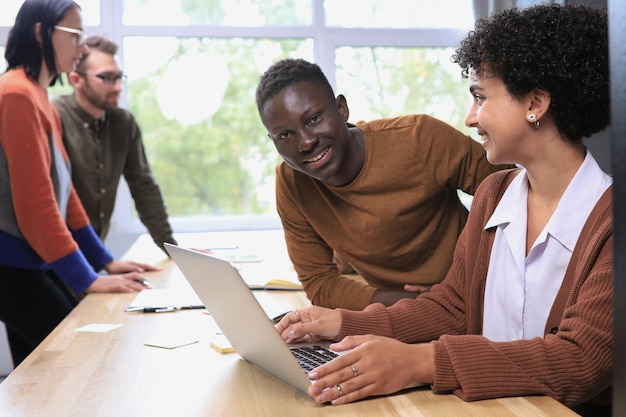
[325,0,472,28]
[1,0,476,234]
[0,0,101,26]
[122,36,314,227]
[122,0,313,26]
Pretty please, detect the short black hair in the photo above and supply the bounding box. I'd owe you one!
[5,0,80,85]
[255,58,335,114]
[452,4,608,140]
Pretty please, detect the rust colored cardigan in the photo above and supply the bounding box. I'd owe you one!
[339,169,613,407]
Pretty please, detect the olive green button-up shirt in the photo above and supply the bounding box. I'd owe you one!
[52,94,176,253]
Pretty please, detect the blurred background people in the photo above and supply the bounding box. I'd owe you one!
[0,0,156,367]
[53,35,177,255]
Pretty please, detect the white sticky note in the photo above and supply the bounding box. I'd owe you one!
[74,323,123,333]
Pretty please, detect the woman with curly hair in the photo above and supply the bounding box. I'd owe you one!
[275,4,612,415]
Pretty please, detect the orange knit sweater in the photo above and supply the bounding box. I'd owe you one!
[0,69,112,293]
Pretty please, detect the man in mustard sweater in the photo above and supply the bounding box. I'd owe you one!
[256,58,514,310]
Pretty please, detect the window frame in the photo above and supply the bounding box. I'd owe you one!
[105,1,471,234]
[0,0,475,235]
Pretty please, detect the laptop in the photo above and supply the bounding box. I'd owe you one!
[164,243,343,396]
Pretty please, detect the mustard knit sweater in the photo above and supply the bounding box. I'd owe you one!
[276,114,513,309]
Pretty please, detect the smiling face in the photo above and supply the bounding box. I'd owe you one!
[261,81,363,186]
[464,71,534,166]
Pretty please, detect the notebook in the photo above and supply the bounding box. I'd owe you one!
[164,243,342,395]
[197,249,302,290]
[238,267,302,290]
[230,257,301,290]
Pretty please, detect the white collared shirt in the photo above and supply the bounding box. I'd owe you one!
[482,151,612,341]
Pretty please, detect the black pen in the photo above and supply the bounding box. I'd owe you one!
[271,311,291,324]
[125,305,205,313]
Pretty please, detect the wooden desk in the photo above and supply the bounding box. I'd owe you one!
[0,233,581,417]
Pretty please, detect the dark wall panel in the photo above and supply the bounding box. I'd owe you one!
[609,0,626,415]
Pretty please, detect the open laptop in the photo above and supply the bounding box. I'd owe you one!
[164,243,343,396]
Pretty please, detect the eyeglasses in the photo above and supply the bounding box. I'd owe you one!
[76,72,127,85]
[54,25,85,45]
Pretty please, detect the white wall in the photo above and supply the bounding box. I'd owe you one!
[105,231,142,259]
[0,323,13,376]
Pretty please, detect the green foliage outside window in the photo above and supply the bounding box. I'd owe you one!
[42,1,475,223]
[125,38,308,217]
[124,42,472,219]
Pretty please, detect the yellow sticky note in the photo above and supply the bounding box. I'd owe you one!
[210,334,235,354]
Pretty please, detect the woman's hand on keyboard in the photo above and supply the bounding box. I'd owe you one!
[307,335,434,405]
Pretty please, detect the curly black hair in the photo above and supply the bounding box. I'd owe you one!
[255,58,335,114]
[452,4,608,140]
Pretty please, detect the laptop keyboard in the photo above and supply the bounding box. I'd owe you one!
[290,345,339,374]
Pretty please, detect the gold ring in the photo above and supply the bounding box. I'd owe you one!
[351,364,358,377]
[293,309,301,321]
[335,384,343,396]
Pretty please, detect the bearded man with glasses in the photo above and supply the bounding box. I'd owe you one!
[53,35,177,255]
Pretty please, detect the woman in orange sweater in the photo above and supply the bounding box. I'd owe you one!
[276,5,612,415]
[0,0,158,367]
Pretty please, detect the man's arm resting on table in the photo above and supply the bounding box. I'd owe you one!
[370,286,431,306]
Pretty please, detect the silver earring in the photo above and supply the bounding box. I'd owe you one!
[528,114,536,121]
[535,120,541,128]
